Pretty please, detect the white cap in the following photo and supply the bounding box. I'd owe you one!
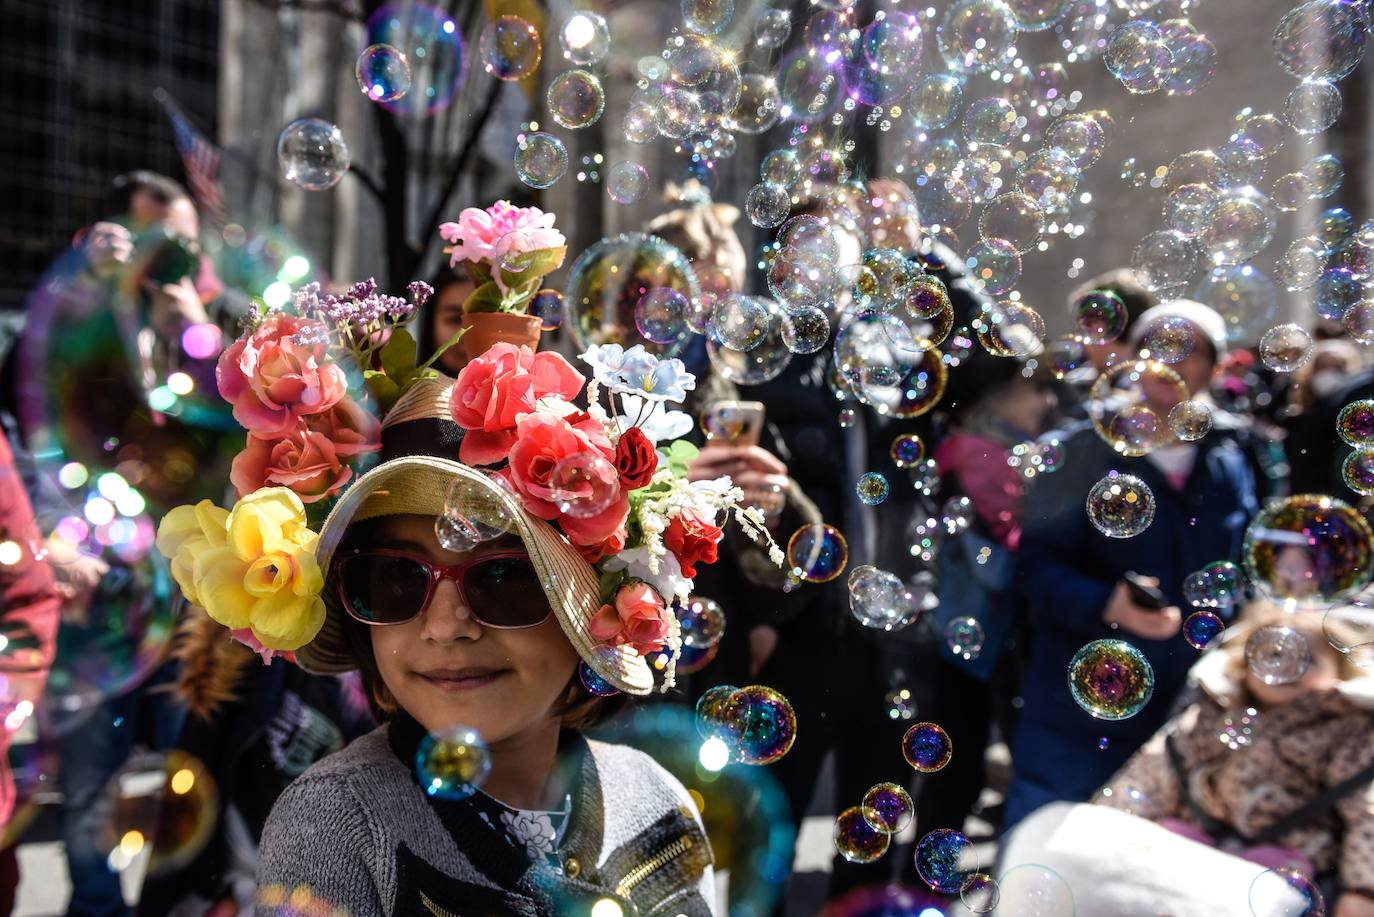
[1129,299,1228,358]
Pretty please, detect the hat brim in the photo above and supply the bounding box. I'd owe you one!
[297,456,656,695]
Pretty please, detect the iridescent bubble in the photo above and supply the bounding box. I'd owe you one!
[683,0,735,35]
[1166,149,1230,192]
[903,721,953,772]
[1132,229,1199,292]
[1139,315,1196,364]
[890,433,925,468]
[1319,207,1356,247]
[961,873,1001,913]
[730,685,797,764]
[1005,0,1071,31]
[781,305,830,355]
[531,289,563,331]
[1164,29,1217,96]
[1202,187,1276,266]
[761,148,802,187]
[732,73,782,135]
[95,750,218,876]
[514,132,568,189]
[579,661,620,696]
[787,523,848,583]
[1273,172,1316,212]
[1046,113,1107,169]
[997,864,1077,916]
[1244,494,1374,605]
[416,726,491,799]
[977,301,1046,358]
[1048,337,1089,379]
[910,74,964,129]
[708,297,794,384]
[746,182,791,228]
[276,119,350,191]
[1016,148,1081,206]
[966,239,1022,295]
[777,51,843,123]
[1345,303,1374,345]
[964,97,1019,146]
[849,565,920,630]
[1345,450,1374,498]
[1246,625,1313,685]
[834,805,890,863]
[635,287,690,345]
[1339,400,1374,447]
[979,194,1045,255]
[1184,610,1225,650]
[1287,79,1343,134]
[1251,867,1328,916]
[1073,289,1129,344]
[1194,263,1279,343]
[913,176,974,230]
[1069,638,1155,720]
[1277,237,1329,291]
[695,684,747,742]
[1314,266,1362,320]
[938,0,1017,73]
[1105,20,1172,94]
[754,8,792,48]
[678,596,726,654]
[355,43,412,102]
[862,782,914,834]
[1273,0,1368,81]
[560,11,610,66]
[1239,112,1287,159]
[564,233,700,357]
[707,293,770,351]
[1168,400,1212,441]
[1087,359,1189,456]
[1164,183,1219,238]
[856,472,890,506]
[480,15,542,81]
[605,161,649,205]
[1218,138,1267,189]
[549,452,620,519]
[1087,471,1156,539]
[946,616,986,660]
[767,215,840,307]
[914,827,974,892]
[547,69,605,129]
[848,12,925,107]
[1305,154,1345,198]
[1258,323,1314,371]
[1204,559,1245,600]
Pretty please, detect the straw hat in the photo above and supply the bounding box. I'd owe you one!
[295,374,658,695]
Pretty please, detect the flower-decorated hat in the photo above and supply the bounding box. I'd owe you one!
[155,201,780,697]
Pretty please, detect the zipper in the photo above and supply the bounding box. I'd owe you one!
[420,890,460,917]
[615,834,694,898]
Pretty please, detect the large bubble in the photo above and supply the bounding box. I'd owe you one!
[1273,0,1368,81]
[1086,359,1190,456]
[938,0,1017,72]
[366,4,466,117]
[564,233,701,358]
[1068,638,1155,720]
[1244,494,1374,606]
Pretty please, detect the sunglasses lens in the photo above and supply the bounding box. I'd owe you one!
[340,553,431,623]
[465,556,549,627]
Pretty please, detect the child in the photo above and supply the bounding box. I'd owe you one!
[1098,602,1374,916]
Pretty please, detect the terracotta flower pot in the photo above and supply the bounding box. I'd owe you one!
[459,312,543,362]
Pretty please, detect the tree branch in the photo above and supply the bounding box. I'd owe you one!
[348,164,385,203]
[415,79,505,265]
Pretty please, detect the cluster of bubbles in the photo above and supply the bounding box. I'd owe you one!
[695,684,798,765]
[832,782,913,864]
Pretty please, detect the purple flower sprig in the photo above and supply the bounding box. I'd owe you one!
[289,278,431,371]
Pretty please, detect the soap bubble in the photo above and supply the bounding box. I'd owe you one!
[1305,154,1345,197]
[1069,639,1155,720]
[480,15,542,81]
[910,74,964,129]
[1201,188,1277,266]
[1277,237,1329,291]
[1132,229,1199,292]
[787,523,848,583]
[1168,400,1212,441]
[565,233,700,357]
[997,864,1077,917]
[634,287,690,345]
[1164,183,1220,238]
[890,433,925,468]
[1273,0,1368,81]
[1087,360,1190,456]
[1273,172,1316,213]
[1258,323,1314,371]
[1251,867,1327,916]
[417,726,491,799]
[1244,494,1374,605]
[579,661,620,696]
[1087,471,1156,539]
[1005,0,1071,31]
[707,293,770,351]
[549,452,621,518]
[1345,451,1374,496]
[946,616,986,660]
[1164,27,1217,96]
[1105,20,1172,94]
[777,51,844,123]
[1323,603,1374,666]
[365,5,467,117]
[683,0,734,35]
[966,239,1022,295]
[277,119,349,191]
[1073,289,1128,344]
[979,193,1045,255]
[560,11,609,66]
[856,472,889,506]
[531,289,564,331]
[95,751,218,876]
[761,148,801,187]
[732,73,782,135]
[847,12,925,107]
[781,305,830,354]
[1217,138,1267,189]
[1247,626,1313,685]
[1314,266,1362,320]
[678,595,726,651]
[1046,113,1108,169]
[849,565,920,630]
[961,873,1001,913]
[1194,263,1280,343]
[746,182,791,228]
[766,215,840,308]
[754,8,792,48]
[1287,79,1343,134]
[938,0,1017,72]
[355,44,412,102]
[547,70,605,128]
[914,828,974,892]
[1184,610,1226,650]
[903,721,952,772]
[708,298,794,385]
[1239,112,1288,159]
[1338,400,1374,447]
[834,805,890,863]
[605,161,649,204]
[862,782,914,834]
[1139,316,1196,365]
[514,132,568,189]
[964,97,1019,146]
[732,685,797,764]
[977,301,1046,358]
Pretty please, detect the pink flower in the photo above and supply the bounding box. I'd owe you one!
[216,312,347,436]
[450,343,584,465]
[440,201,565,268]
[308,396,382,458]
[588,582,672,656]
[229,426,353,503]
[504,412,628,547]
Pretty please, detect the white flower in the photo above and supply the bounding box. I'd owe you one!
[615,393,693,444]
[580,344,696,403]
[603,546,692,604]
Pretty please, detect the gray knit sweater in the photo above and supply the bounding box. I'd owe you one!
[256,721,716,916]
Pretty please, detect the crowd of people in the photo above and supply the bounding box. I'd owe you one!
[1,168,1372,917]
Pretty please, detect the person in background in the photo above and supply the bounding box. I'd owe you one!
[0,429,60,916]
[1097,602,1374,917]
[1281,339,1366,494]
[416,266,476,377]
[1007,300,1259,831]
[1070,268,1157,378]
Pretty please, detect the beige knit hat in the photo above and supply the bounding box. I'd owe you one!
[295,375,660,695]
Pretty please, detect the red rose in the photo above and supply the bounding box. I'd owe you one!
[587,582,672,656]
[504,412,628,546]
[449,343,584,466]
[663,510,723,579]
[575,526,626,564]
[614,427,658,490]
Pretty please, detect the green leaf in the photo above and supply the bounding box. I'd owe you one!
[417,326,468,372]
[461,258,492,288]
[665,440,699,476]
[379,327,418,380]
[363,369,400,412]
[598,567,627,604]
[497,246,567,290]
[462,280,505,314]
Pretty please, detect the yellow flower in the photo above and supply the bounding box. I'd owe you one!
[157,488,325,651]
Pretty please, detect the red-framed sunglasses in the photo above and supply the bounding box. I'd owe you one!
[333,548,552,628]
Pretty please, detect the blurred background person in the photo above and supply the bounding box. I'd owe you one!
[416,265,476,377]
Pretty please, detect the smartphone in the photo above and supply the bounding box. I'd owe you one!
[700,400,765,448]
[1123,570,1167,610]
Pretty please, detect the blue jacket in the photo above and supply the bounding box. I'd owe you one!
[1014,418,1259,751]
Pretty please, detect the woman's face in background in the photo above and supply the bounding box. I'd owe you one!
[366,514,580,743]
[432,278,475,374]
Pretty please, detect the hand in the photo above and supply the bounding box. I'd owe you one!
[748,625,779,678]
[84,222,134,275]
[1102,577,1182,641]
[145,277,209,335]
[46,537,109,625]
[1335,892,1374,917]
[689,446,790,522]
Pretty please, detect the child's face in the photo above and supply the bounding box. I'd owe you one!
[1246,630,1342,707]
[366,514,580,743]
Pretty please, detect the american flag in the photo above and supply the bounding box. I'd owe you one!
[156,89,229,229]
